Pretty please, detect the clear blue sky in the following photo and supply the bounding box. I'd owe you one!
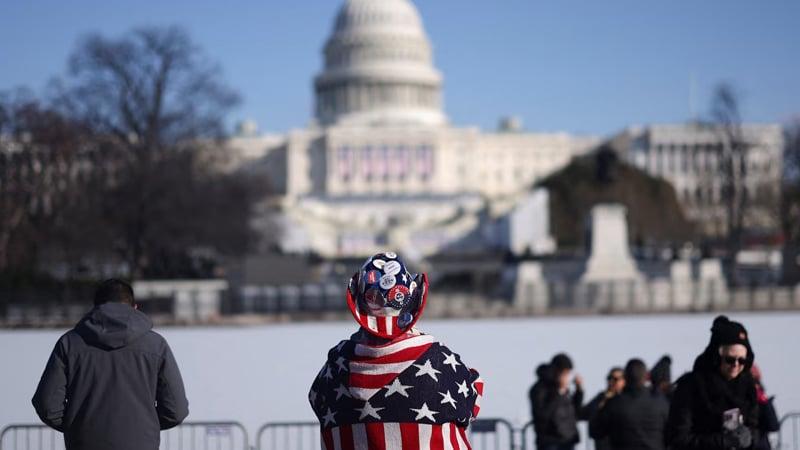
[1,0,798,136]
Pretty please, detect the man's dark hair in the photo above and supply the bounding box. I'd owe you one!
[551,353,573,372]
[624,358,648,387]
[93,279,135,306]
[607,366,624,380]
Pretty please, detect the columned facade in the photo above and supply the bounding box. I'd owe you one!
[314,0,445,127]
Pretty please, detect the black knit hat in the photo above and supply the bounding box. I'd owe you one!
[710,315,750,347]
[650,355,672,385]
[706,315,755,368]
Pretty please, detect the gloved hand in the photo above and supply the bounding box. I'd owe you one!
[723,426,752,449]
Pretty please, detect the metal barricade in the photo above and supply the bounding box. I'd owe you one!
[0,425,62,450]
[779,412,800,450]
[468,418,516,450]
[256,422,319,450]
[161,422,249,450]
[519,421,594,450]
[520,421,535,450]
[0,422,249,450]
[9,412,799,450]
[255,419,514,450]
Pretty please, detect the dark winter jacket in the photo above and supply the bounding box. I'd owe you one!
[529,365,584,446]
[32,303,189,450]
[666,352,759,449]
[580,391,614,450]
[589,386,669,450]
[754,384,779,450]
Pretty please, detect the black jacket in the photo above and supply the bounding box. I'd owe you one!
[589,386,669,450]
[754,393,779,450]
[666,354,759,450]
[529,365,584,446]
[32,303,189,450]
[580,391,614,450]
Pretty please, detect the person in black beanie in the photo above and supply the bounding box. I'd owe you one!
[666,315,759,449]
[650,355,673,400]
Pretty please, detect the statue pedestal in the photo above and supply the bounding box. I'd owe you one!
[582,204,642,282]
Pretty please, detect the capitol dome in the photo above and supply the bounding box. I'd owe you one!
[314,0,446,127]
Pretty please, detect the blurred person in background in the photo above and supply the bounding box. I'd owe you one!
[589,358,669,450]
[750,364,780,450]
[580,366,625,450]
[32,279,188,450]
[666,315,758,450]
[529,353,584,450]
[650,355,673,400]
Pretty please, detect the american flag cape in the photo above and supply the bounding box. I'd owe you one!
[309,332,484,450]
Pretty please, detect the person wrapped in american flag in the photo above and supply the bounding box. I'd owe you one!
[309,252,484,450]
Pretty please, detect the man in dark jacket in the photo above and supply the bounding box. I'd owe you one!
[32,279,189,450]
[580,366,624,450]
[666,315,759,450]
[530,353,584,450]
[590,358,669,450]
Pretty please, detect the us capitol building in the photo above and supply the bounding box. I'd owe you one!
[229,0,782,259]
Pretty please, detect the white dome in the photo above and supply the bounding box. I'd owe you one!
[314,0,446,127]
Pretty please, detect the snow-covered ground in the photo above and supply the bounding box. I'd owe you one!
[1,312,797,439]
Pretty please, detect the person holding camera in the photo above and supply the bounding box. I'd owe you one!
[666,316,758,449]
[529,353,584,450]
[580,367,625,450]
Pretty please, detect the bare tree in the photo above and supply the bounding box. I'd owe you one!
[710,83,750,264]
[782,119,800,284]
[0,91,104,273]
[49,26,259,278]
[0,94,39,271]
[56,26,239,150]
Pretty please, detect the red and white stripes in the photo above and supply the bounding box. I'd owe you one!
[348,334,434,400]
[363,316,398,336]
[351,307,398,336]
[321,422,473,450]
[470,375,484,420]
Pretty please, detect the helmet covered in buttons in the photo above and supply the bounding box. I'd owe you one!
[346,252,428,339]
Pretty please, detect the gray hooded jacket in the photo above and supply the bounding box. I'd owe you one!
[32,303,189,450]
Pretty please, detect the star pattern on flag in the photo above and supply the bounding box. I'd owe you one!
[323,408,337,427]
[410,402,439,422]
[335,356,349,372]
[442,352,461,371]
[334,384,351,401]
[357,400,384,420]
[385,378,413,398]
[457,380,470,398]
[413,359,441,381]
[310,339,483,429]
[439,390,457,409]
